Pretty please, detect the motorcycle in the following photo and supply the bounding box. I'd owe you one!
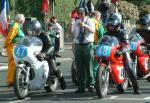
[130,33,150,81]
[95,35,129,98]
[13,37,58,99]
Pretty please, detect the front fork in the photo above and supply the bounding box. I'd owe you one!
[17,63,30,84]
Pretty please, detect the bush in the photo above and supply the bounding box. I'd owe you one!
[117,0,139,20]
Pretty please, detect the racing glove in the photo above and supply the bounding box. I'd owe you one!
[36,53,46,61]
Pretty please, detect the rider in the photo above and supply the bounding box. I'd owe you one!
[27,20,66,90]
[137,14,150,44]
[105,13,141,94]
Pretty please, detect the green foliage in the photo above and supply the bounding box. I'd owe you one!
[118,0,139,20]
[7,0,149,24]
[8,0,99,23]
[49,0,98,23]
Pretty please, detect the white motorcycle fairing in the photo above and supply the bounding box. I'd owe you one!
[13,37,49,90]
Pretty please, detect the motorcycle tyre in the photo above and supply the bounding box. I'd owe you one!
[13,67,28,100]
[96,66,109,99]
[146,76,150,82]
[116,77,128,93]
[44,77,58,92]
[71,60,77,85]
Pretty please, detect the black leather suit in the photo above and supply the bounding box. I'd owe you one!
[36,30,62,78]
[137,29,150,44]
[105,29,140,93]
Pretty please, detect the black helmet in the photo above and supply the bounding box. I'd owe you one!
[107,13,122,26]
[107,13,122,31]
[139,14,150,26]
[28,20,42,36]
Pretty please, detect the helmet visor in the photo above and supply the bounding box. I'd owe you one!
[107,24,116,31]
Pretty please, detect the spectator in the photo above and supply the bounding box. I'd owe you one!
[79,0,94,16]
[137,14,150,44]
[50,16,63,57]
[71,7,79,20]
[47,23,57,45]
[97,0,109,26]
[90,11,105,81]
[70,7,95,93]
[4,14,25,87]
[86,0,95,15]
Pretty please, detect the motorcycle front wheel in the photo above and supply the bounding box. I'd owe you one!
[44,76,58,92]
[96,66,109,99]
[13,67,28,100]
[116,75,129,93]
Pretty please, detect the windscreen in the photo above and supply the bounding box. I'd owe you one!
[15,36,43,47]
[97,35,120,46]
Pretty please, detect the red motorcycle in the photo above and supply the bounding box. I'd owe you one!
[95,35,129,98]
[130,33,150,81]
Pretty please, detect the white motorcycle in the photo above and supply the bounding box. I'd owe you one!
[13,36,58,99]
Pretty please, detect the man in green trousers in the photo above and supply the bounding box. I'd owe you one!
[70,7,95,93]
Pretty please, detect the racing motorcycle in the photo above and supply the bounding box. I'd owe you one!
[13,37,58,99]
[95,35,129,98]
[130,33,150,81]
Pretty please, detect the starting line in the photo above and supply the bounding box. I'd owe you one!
[103,96,150,101]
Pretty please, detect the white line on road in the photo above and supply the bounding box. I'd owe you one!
[103,97,150,101]
[0,66,8,70]
[108,96,118,99]
[8,97,30,103]
[144,97,150,100]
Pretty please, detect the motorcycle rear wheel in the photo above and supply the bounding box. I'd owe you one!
[96,66,109,98]
[13,67,28,100]
[71,60,77,85]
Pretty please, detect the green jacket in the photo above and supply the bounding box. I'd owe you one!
[9,22,25,43]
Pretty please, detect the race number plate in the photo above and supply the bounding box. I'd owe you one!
[96,45,111,57]
[130,42,137,51]
[14,45,28,58]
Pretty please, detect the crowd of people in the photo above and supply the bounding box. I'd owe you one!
[70,0,149,95]
[2,0,150,97]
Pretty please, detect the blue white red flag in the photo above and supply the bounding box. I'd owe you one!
[0,0,9,37]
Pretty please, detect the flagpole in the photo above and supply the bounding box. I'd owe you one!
[52,0,54,16]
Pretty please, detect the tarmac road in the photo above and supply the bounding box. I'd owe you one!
[0,43,150,103]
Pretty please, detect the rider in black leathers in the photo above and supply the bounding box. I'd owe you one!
[105,13,141,94]
[27,20,66,90]
[137,14,150,44]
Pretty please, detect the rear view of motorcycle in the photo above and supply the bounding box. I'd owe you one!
[95,35,129,98]
[130,33,150,81]
[13,37,58,99]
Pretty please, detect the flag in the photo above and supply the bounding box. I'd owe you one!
[41,0,49,15]
[0,0,9,37]
[111,0,119,4]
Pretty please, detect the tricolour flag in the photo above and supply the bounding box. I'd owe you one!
[0,0,9,37]
[41,0,49,15]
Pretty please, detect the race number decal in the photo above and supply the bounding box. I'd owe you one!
[130,42,137,51]
[145,58,149,70]
[96,45,111,57]
[117,66,124,80]
[14,45,28,58]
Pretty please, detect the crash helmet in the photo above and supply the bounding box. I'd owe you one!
[28,20,42,36]
[139,14,150,26]
[107,13,122,31]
